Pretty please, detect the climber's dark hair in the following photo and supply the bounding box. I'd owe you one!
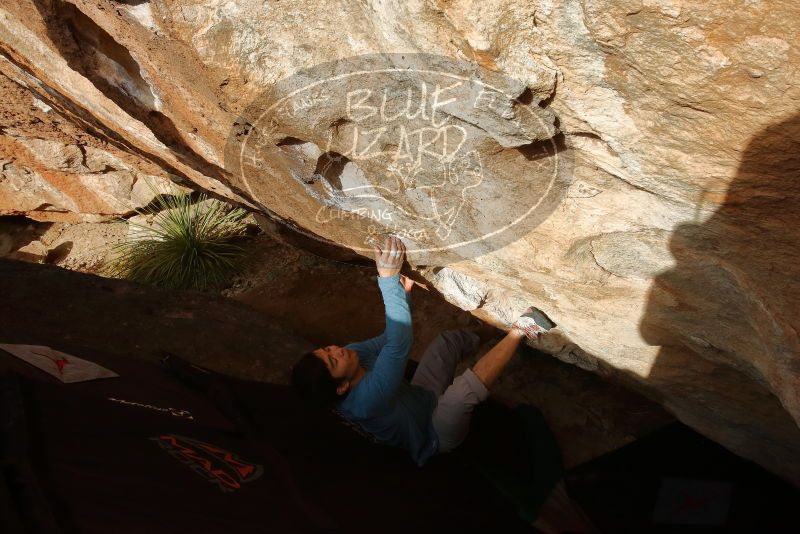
[291,351,342,408]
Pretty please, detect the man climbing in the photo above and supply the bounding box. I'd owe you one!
[291,235,552,466]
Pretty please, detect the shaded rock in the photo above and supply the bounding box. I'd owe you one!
[0,258,314,383]
[0,0,797,483]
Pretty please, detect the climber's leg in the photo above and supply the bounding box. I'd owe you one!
[411,329,480,396]
[471,329,525,391]
[431,330,523,453]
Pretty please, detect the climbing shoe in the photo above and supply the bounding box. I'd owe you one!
[512,307,555,340]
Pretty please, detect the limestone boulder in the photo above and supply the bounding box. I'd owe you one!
[0,68,180,221]
[0,0,798,482]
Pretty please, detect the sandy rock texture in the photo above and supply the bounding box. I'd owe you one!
[0,60,179,221]
[0,0,798,481]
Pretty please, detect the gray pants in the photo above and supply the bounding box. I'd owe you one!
[411,329,489,454]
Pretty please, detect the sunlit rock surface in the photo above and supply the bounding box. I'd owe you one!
[0,0,798,482]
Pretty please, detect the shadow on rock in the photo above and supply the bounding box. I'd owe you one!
[640,114,800,483]
[44,240,72,264]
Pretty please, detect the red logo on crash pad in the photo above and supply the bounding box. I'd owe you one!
[152,434,263,492]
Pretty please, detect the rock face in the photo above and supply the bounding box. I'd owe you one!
[0,0,798,481]
[0,59,178,221]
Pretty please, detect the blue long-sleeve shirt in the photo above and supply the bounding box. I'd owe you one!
[337,274,439,466]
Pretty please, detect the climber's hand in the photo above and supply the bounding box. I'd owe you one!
[400,274,414,293]
[373,235,405,278]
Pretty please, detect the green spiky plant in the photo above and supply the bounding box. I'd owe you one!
[107,189,251,291]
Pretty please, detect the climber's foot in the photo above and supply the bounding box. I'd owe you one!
[512,306,555,340]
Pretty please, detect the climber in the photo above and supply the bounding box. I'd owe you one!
[291,235,552,466]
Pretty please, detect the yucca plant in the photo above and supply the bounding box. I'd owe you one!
[107,190,250,291]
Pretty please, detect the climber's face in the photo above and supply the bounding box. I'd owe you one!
[313,345,360,382]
